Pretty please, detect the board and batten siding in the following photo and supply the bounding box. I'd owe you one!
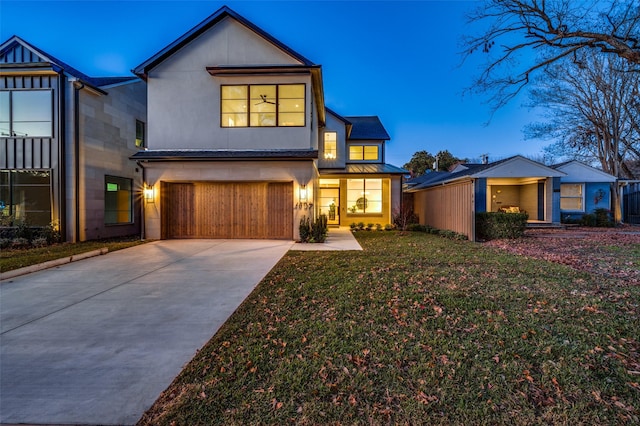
[0,74,60,170]
[413,180,475,241]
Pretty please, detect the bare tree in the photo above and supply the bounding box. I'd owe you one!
[462,0,640,110]
[526,50,640,221]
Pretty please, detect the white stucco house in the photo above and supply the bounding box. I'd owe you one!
[131,6,405,240]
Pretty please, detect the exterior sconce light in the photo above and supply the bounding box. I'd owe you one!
[299,184,308,202]
[144,184,155,202]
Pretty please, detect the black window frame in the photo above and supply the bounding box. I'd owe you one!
[0,89,54,138]
[135,119,146,149]
[104,175,133,225]
[220,83,306,128]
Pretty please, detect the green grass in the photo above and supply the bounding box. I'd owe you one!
[0,237,147,273]
[138,232,639,425]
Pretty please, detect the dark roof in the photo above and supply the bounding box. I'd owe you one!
[319,163,407,175]
[405,171,449,186]
[345,116,390,140]
[131,149,318,161]
[0,36,138,92]
[133,6,315,79]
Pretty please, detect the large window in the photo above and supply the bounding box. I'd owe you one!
[560,183,584,211]
[349,145,378,161]
[347,179,382,214]
[324,132,337,159]
[0,170,52,226]
[221,84,305,127]
[105,176,133,224]
[0,90,53,137]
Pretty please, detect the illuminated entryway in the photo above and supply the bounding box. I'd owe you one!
[318,179,340,225]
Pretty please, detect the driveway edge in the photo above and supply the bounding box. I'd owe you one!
[0,248,108,281]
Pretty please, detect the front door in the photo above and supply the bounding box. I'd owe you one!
[318,187,340,226]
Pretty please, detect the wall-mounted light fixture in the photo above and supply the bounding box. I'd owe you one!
[299,184,308,202]
[144,184,155,202]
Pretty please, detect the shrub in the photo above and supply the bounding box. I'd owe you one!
[0,238,11,249]
[384,224,394,231]
[375,224,382,231]
[350,223,357,230]
[392,205,418,231]
[36,221,62,244]
[11,237,30,249]
[366,223,374,231]
[299,215,328,243]
[476,212,528,240]
[406,223,426,232]
[299,216,311,242]
[31,237,49,248]
[357,222,365,231]
[592,208,614,227]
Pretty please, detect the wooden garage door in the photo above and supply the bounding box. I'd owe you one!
[161,182,293,239]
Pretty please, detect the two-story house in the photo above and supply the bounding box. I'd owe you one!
[0,36,146,242]
[132,6,405,240]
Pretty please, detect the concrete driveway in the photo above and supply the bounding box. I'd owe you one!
[0,239,293,425]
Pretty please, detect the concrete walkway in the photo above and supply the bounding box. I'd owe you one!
[0,239,293,426]
[291,226,362,251]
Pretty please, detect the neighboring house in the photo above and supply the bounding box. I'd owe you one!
[406,156,566,241]
[550,160,617,221]
[0,36,146,242]
[131,6,405,240]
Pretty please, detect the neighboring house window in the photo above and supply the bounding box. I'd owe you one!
[349,145,378,161]
[0,170,52,226]
[221,84,305,127]
[347,178,382,213]
[560,183,584,211]
[105,176,133,224]
[0,90,53,137]
[324,132,337,159]
[135,120,145,148]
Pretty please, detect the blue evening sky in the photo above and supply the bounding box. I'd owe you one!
[0,0,548,167]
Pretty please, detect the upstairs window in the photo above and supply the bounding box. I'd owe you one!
[0,90,53,137]
[221,84,305,127]
[135,120,146,148]
[560,183,584,211]
[324,132,337,159]
[349,145,378,161]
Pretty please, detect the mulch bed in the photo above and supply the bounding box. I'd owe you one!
[484,225,640,285]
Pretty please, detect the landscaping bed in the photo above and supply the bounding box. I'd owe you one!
[138,231,639,425]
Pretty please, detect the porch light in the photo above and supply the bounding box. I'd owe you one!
[299,184,308,202]
[144,184,155,202]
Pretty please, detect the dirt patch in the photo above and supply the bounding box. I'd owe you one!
[484,225,640,285]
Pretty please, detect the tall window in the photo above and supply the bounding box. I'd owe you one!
[0,90,53,137]
[560,183,584,211]
[346,178,382,214]
[324,132,337,159]
[221,84,305,127]
[135,120,145,148]
[105,176,132,224]
[349,145,378,161]
[0,170,52,226]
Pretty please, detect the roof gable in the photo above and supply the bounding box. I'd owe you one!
[0,36,137,91]
[133,6,315,78]
[552,160,617,183]
[470,156,565,179]
[345,116,390,140]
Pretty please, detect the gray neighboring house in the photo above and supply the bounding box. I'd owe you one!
[0,36,146,242]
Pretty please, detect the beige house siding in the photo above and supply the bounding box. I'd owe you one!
[414,180,475,240]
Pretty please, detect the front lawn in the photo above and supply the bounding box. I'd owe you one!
[0,237,147,273]
[138,232,639,425]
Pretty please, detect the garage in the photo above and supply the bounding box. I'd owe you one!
[161,181,293,239]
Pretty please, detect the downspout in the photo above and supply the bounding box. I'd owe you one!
[73,82,85,242]
[136,160,146,240]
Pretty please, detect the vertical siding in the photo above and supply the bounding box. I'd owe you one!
[1,74,59,169]
[414,180,475,240]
